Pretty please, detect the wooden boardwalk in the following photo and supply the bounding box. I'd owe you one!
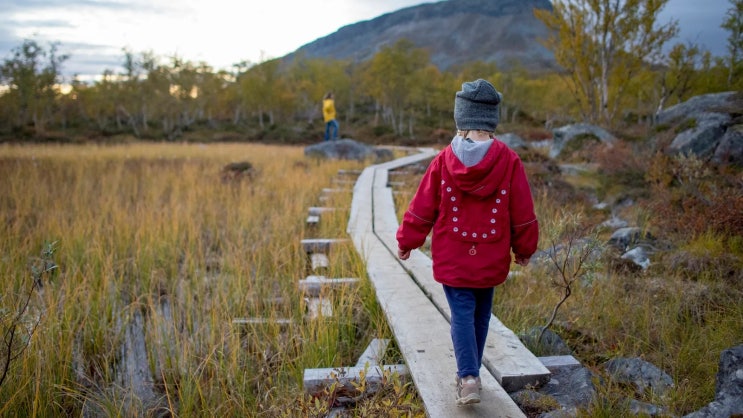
[346,148,550,417]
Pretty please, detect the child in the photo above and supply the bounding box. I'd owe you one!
[396,79,538,406]
[322,92,339,141]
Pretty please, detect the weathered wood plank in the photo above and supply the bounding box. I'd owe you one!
[337,169,363,176]
[303,364,409,395]
[355,338,391,367]
[539,355,582,373]
[231,318,293,326]
[306,297,333,319]
[310,253,329,271]
[301,238,349,253]
[332,178,357,185]
[356,218,525,417]
[322,188,352,194]
[306,214,320,226]
[298,275,359,297]
[308,206,336,216]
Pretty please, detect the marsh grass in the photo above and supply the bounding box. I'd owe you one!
[0,142,420,416]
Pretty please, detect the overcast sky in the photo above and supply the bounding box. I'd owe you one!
[0,0,732,81]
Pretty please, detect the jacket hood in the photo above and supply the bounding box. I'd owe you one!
[443,138,513,198]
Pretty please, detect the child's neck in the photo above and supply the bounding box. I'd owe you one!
[459,130,492,142]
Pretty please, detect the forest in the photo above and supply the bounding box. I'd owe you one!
[0,0,741,145]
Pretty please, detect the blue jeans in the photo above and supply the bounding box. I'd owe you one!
[443,285,494,378]
[324,119,339,141]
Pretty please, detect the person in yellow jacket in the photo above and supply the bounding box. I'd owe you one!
[323,92,339,141]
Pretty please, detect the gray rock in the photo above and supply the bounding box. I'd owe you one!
[539,408,579,418]
[521,327,573,356]
[497,132,528,150]
[304,139,391,162]
[621,246,651,270]
[712,124,743,166]
[607,227,653,251]
[684,344,743,418]
[627,399,674,417]
[667,112,731,159]
[510,366,596,416]
[540,366,597,408]
[604,357,675,397]
[600,216,629,230]
[656,92,736,125]
[550,123,616,158]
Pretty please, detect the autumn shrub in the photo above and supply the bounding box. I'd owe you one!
[559,133,603,163]
[593,140,651,200]
[644,153,743,240]
[664,231,743,285]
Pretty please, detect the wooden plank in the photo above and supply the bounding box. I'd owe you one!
[308,206,336,216]
[301,238,348,253]
[310,253,329,271]
[538,355,582,373]
[322,188,352,194]
[355,338,390,367]
[298,275,359,297]
[337,169,363,176]
[306,297,333,319]
[303,365,409,396]
[358,221,525,417]
[332,178,357,185]
[232,318,293,326]
[377,224,550,393]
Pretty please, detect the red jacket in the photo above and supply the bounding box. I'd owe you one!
[396,140,538,288]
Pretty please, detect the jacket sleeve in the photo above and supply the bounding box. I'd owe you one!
[396,157,441,252]
[509,158,539,258]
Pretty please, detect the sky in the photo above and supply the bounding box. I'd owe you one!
[0,0,733,82]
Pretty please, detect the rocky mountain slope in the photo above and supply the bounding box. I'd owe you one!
[286,0,556,71]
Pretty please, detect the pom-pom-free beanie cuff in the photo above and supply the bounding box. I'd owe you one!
[454,79,502,132]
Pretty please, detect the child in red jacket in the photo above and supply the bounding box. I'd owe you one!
[396,79,539,406]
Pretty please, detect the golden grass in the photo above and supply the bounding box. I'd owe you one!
[0,142,420,416]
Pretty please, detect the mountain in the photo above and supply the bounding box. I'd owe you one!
[286,0,556,71]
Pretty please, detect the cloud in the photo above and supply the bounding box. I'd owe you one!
[0,0,734,82]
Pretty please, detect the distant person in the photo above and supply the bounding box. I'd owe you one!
[322,92,339,141]
[396,79,539,406]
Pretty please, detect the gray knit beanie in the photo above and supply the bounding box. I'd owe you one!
[454,79,502,132]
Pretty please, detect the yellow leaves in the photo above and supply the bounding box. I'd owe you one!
[535,0,679,126]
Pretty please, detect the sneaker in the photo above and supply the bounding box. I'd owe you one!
[456,375,481,405]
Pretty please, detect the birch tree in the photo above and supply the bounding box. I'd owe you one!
[535,0,678,126]
[0,39,68,134]
[722,0,743,88]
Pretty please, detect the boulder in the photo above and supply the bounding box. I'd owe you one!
[604,357,675,397]
[684,344,743,418]
[550,123,616,158]
[496,132,528,150]
[712,124,743,165]
[657,91,743,166]
[667,112,731,159]
[304,138,392,162]
[656,91,736,126]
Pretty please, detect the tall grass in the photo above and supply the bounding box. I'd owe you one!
[497,177,743,416]
[0,143,417,416]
